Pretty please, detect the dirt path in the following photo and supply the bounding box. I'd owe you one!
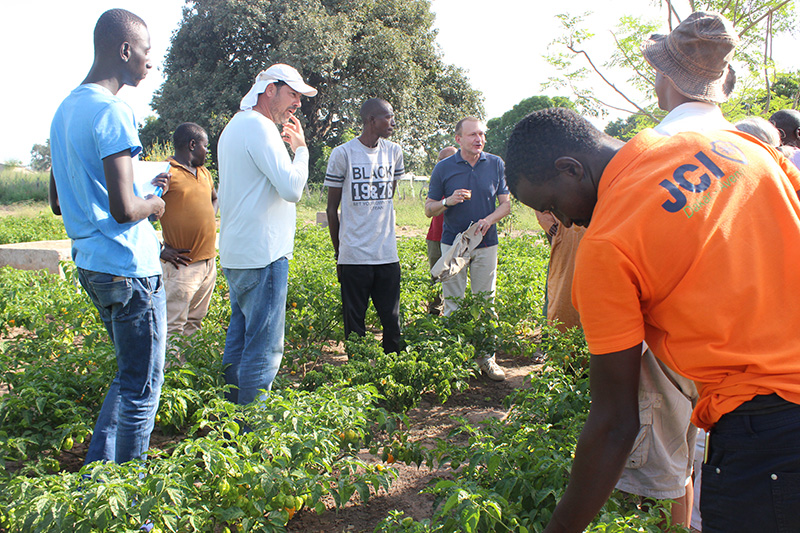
[288,352,541,532]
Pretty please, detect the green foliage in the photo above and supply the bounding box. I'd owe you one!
[2,159,24,168]
[0,169,50,205]
[138,115,174,159]
[140,140,175,165]
[284,224,344,372]
[378,364,679,533]
[2,386,398,532]
[301,332,476,413]
[151,0,484,176]
[0,214,670,532]
[29,139,51,172]
[604,113,657,141]
[485,96,575,159]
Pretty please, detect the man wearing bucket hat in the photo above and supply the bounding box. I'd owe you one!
[643,11,737,134]
[611,12,740,529]
[217,63,317,405]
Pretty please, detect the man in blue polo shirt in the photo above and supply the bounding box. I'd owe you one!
[49,8,169,464]
[425,117,511,381]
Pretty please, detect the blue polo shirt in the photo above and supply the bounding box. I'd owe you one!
[428,150,509,247]
[50,84,162,277]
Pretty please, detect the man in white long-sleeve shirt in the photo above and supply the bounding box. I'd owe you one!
[217,64,317,404]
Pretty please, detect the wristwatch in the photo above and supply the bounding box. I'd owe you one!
[442,198,448,208]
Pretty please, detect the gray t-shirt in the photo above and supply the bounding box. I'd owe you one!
[324,137,404,264]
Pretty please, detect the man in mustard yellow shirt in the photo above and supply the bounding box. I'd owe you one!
[161,122,218,347]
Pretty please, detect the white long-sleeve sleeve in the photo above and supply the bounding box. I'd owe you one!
[217,110,310,268]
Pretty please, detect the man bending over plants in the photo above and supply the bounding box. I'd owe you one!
[49,9,170,464]
[505,107,800,533]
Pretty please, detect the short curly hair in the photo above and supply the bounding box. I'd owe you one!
[769,109,800,142]
[505,108,606,196]
[94,9,147,55]
[173,122,207,150]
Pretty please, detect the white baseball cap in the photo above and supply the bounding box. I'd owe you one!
[239,63,317,110]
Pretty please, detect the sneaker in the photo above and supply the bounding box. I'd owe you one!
[479,358,506,381]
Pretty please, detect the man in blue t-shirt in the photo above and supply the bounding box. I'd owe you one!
[49,9,170,464]
[425,117,511,381]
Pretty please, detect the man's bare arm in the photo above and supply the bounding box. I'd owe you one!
[424,189,471,218]
[326,187,343,259]
[425,197,445,218]
[211,186,219,215]
[544,343,642,533]
[49,170,61,215]
[103,150,165,223]
[484,193,511,226]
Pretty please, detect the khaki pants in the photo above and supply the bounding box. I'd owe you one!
[162,257,217,339]
[440,243,498,365]
[439,243,498,316]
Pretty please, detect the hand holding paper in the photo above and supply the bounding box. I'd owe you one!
[132,160,172,197]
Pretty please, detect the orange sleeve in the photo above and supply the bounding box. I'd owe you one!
[572,237,646,355]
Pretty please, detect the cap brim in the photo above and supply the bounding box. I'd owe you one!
[287,80,317,97]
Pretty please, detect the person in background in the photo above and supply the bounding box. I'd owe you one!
[160,122,218,354]
[425,117,511,381]
[425,146,458,315]
[49,8,169,464]
[217,64,316,404]
[769,109,800,168]
[325,98,405,354]
[734,116,780,147]
[534,210,584,333]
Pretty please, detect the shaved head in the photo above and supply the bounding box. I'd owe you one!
[360,98,391,123]
[438,146,457,161]
[769,109,800,147]
[173,122,208,150]
[94,9,147,56]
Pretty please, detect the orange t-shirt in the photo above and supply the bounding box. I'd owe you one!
[573,129,800,429]
[160,158,217,262]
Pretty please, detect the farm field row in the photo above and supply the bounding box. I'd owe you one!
[0,212,672,532]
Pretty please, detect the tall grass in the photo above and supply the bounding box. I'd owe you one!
[0,169,49,204]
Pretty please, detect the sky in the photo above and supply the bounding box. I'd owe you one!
[1,0,799,164]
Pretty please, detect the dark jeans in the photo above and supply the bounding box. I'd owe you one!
[701,395,800,532]
[339,262,401,354]
[78,268,166,464]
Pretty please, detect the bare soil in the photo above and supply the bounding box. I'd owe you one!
[287,351,541,533]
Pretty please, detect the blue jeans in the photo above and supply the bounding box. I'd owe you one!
[701,395,800,532]
[222,258,288,405]
[78,269,166,464]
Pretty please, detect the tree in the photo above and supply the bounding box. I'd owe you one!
[544,1,798,132]
[604,114,652,141]
[150,0,484,178]
[30,140,51,172]
[138,116,173,160]
[485,96,575,159]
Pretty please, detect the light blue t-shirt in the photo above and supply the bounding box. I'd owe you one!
[50,84,161,277]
